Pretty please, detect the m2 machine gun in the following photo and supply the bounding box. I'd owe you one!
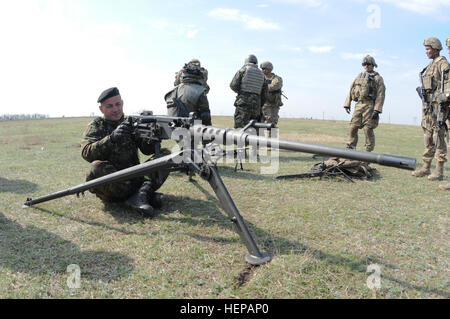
[24,113,416,265]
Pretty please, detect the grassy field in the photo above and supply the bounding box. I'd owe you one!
[0,116,448,299]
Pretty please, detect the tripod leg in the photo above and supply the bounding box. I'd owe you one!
[204,165,271,265]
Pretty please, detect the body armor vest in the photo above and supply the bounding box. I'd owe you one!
[240,64,265,94]
[351,72,376,102]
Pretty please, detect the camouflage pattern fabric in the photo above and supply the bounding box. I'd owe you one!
[262,73,283,126]
[81,116,157,202]
[420,56,450,164]
[344,71,386,152]
[174,65,209,93]
[318,157,376,179]
[233,93,263,128]
[230,66,268,128]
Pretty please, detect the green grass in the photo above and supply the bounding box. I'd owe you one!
[0,116,448,299]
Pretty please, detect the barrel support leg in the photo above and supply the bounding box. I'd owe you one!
[203,164,271,265]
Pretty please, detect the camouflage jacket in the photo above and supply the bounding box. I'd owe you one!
[81,116,154,170]
[230,66,268,106]
[344,71,386,113]
[263,73,283,107]
[422,56,450,102]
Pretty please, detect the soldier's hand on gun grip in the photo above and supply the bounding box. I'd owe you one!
[110,122,133,143]
[371,110,380,120]
[344,106,351,114]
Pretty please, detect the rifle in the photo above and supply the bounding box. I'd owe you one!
[23,113,416,265]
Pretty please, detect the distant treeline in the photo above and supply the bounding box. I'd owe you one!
[0,114,49,121]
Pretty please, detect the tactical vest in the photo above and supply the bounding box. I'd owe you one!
[422,57,448,93]
[240,64,265,94]
[351,72,377,102]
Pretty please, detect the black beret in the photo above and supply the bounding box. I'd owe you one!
[97,87,120,103]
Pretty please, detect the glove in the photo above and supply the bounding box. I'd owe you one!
[110,122,133,143]
[371,110,381,120]
[436,92,450,104]
[344,106,351,114]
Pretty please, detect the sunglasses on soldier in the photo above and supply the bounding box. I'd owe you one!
[362,63,373,66]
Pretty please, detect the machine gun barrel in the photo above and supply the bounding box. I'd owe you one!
[193,125,416,170]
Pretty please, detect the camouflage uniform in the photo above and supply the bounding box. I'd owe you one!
[262,73,283,126]
[230,59,267,128]
[412,39,450,181]
[165,71,212,125]
[344,69,385,152]
[438,37,450,189]
[418,57,450,164]
[81,116,156,202]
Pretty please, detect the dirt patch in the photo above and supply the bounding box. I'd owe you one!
[235,264,256,288]
[280,133,347,145]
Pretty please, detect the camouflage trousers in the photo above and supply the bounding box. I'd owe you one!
[262,104,280,126]
[233,93,261,128]
[420,126,447,164]
[85,161,144,202]
[347,101,379,152]
[86,157,170,202]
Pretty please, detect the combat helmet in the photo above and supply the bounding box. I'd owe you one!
[181,63,203,82]
[362,55,378,68]
[446,37,450,48]
[423,37,442,51]
[245,54,258,65]
[260,61,273,71]
[188,58,201,66]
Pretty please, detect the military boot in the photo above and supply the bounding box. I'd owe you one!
[428,162,445,181]
[411,160,431,177]
[149,192,163,209]
[124,181,154,217]
[438,183,450,191]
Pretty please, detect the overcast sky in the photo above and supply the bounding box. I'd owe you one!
[0,0,449,125]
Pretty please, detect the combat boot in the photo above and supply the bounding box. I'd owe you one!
[149,192,163,209]
[411,160,431,177]
[428,162,445,181]
[124,181,154,217]
[438,183,450,191]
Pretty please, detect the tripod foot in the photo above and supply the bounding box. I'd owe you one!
[245,252,271,266]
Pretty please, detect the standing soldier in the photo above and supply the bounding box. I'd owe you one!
[439,36,450,190]
[412,37,450,181]
[165,62,212,125]
[260,61,283,132]
[81,87,166,216]
[174,59,209,94]
[343,55,386,152]
[230,54,267,128]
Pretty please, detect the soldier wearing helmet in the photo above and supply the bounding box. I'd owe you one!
[412,37,450,181]
[260,61,284,131]
[165,62,212,125]
[174,58,209,93]
[230,55,268,128]
[343,55,386,152]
